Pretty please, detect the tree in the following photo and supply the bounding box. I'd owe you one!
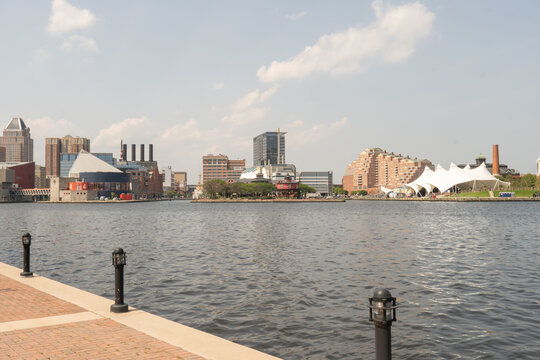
[299,183,316,196]
[228,182,243,196]
[536,175,540,189]
[203,180,227,198]
[520,174,537,188]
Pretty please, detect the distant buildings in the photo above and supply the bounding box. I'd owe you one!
[173,171,187,191]
[253,130,286,166]
[458,145,518,176]
[161,166,174,189]
[240,164,297,182]
[45,135,91,176]
[343,148,432,194]
[35,165,46,188]
[0,118,33,163]
[0,162,35,189]
[202,154,245,183]
[298,171,333,196]
[537,158,540,176]
[0,146,5,162]
[60,152,114,177]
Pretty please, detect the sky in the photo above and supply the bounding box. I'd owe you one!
[0,0,538,183]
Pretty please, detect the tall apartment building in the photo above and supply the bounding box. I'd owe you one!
[0,118,33,163]
[253,130,286,166]
[45,135,90,176]
[0,146,5,162]
[202,154,245,183]
[343,148,433,194]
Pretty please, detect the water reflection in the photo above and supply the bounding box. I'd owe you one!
[0,201,538,359]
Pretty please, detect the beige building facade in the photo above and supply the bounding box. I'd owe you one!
[202,154,245,183]
[343,148,433,194]
[0,118,33,163]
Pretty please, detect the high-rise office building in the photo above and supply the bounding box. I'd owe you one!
[0,146,5,162]
[253,130,286,166]
[0,118,33,163]
[45,135,90,176]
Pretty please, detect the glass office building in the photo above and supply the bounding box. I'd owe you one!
[253,130,286,166]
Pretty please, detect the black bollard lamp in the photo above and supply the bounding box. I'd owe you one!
[112,248,127,266]
[20,232,33,277]
[110,248,129,313]
[22,233,32,246]
[369,288,397,324]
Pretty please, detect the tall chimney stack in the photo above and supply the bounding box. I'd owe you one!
[131,144,136,161]
[149,144,153,162]
[122,144,127,161]
[492,144,500,176]
[140,144,145,162]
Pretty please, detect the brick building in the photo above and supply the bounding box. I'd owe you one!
[343,148,433,194]
[0,162,35,189]
[202,154,245,183]
[46,135,90,176]
[0,146,5,162]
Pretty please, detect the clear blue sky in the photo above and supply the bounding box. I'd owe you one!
[1,0,538,182]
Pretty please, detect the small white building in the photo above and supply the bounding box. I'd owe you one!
[161,166,174,189]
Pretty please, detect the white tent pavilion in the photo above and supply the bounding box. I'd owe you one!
[404,162,510,196]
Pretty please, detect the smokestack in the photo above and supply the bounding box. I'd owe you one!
[140,144,145,162]
[493,144,500,175]
[122,144,127,161]
[149,144,153,162]
[132,144,136,161]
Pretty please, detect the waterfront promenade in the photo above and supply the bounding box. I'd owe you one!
[0,262,281,360]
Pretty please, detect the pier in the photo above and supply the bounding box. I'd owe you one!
[0,262,281,360]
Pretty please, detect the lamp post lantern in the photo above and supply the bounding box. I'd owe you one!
[110,248,128,313]
[20,233,33,277]
[369,288,397,360]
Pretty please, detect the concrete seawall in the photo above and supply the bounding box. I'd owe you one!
[0,262,281,360]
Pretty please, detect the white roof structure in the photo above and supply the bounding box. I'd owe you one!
[240,166,269,180]
[69,151,121,177]
[405,162,510,195]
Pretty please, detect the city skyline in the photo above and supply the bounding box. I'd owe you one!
[0,1,538,182]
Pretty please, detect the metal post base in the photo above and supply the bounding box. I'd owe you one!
[110,303,129,313]
[20,271,33,277]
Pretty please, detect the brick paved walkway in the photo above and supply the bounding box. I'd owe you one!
[0,274,207,360]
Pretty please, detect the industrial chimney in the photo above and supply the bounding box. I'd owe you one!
[122,144,127,161]
[140,144,145,162]
[149,144,153,162]
[131,144,136,161]
[492,144,500,176]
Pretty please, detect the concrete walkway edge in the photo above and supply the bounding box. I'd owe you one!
[0,262,282,360]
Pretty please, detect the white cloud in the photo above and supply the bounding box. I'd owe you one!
[285,11,307,20]
[258,1,434,82]
[213,82,225,90]
[47,0,97,36]
[30,48,51,65]
[26,116,76,139]
[221,85,279,126]
[60,35,98,53]
[93,117,150,148]
[287,117,349,145]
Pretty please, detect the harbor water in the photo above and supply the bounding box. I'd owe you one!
[0,201,539,359]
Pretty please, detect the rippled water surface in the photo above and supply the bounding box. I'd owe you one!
[1,201,539,359]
